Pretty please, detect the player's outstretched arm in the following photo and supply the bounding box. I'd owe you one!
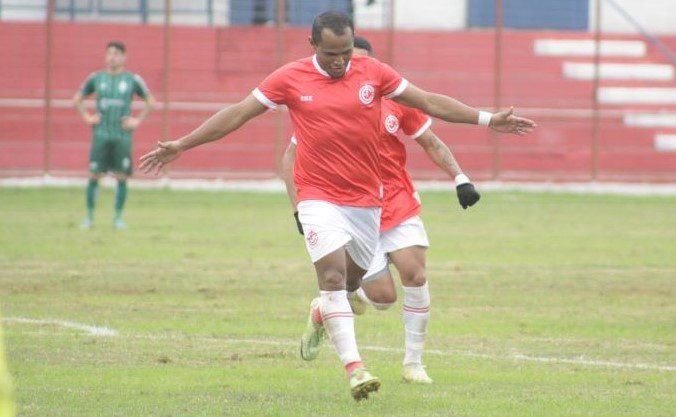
[393,83,536,136]
[416,128,480,209]
[281,142,303,235]
[139,94,267,175]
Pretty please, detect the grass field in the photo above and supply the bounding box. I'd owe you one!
[0,187,674,417]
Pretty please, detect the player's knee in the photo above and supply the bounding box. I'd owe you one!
[402,269,427,287]
[319,269,347,290]
[367,291,397,308]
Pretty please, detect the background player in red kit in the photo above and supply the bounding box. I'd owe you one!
[282,36,481,385]
[140,11,536,401]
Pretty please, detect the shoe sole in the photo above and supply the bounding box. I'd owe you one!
[351,378,380,401]
[402,376,433,384]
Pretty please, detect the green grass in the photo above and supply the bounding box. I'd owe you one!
[1,187,674,416]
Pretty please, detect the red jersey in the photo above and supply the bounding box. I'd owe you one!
[254,54,407,207]
[378,100,432,232]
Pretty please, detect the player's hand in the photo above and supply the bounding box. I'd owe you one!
[456,181,480,209]
[84,113,101,125]
[489,107,536,136]
[293,211,304,235]
[122,116,141,131]
[139,140,183,175]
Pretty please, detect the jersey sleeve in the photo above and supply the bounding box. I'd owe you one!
[252,65,290,109]
[133,74,150,99]
[400,106,432,140]
[80,72,97,96]
[377,61,408,100]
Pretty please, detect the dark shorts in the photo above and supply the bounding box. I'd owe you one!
[89,135,133,175]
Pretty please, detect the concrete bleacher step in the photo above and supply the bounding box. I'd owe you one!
[563,62,674,81]
[598,87,676,105]
[534,39,646,57]
[624,112,676,128]
[655,134,676,152]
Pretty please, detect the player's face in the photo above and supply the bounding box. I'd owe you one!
[105,47,126,71]
[312,28,354,78]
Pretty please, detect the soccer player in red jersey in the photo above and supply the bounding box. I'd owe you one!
[282,36,480,385]
[140,12,535,401]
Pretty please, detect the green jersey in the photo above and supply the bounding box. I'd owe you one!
[80,71,150,139]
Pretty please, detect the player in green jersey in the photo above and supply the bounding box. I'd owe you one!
[73,41,155,229]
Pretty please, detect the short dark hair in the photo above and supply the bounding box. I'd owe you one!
[311,11,354,44]
[353,36,373,55]
[106,41,126,53]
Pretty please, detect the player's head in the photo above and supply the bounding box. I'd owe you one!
[353,36,373,57]
[105,41,126,72]
[309,11,354,79]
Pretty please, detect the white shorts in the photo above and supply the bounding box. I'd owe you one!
[362,216,430,282]
[297,200,381,270]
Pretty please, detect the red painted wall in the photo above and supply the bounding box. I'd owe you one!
[1,22,674,181]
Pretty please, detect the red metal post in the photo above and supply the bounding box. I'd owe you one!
[386,0,396,65]
[162,0,171,143]
[43,0,55,174]
[273,0,287,177]
[491,0,503,180]
[591,0,602,180]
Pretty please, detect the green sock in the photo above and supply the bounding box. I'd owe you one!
[86,179,99,220]
[115,180,128,220]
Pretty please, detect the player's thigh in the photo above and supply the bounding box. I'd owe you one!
[361,267,397,304]
[313,246,348,291]
[345,252,367,292]
[389,245,427,287]
[88,136,111,174]
[110,135,133,176]
[342,206,381,271]
[297,200,352,266]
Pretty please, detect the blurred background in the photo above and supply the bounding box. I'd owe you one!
[1,0,675,182]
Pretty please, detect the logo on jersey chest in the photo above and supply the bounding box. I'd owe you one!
[384,114,399,134]
[359,84,375,105]
[118,80,128,93]
[300,95,313,102]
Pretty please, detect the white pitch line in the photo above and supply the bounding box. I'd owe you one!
[3,317,117,337]
[6,318,673,372]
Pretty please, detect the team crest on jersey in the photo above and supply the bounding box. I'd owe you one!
[306,230,319,248]
[359,84,375,105]
[118,80,128,93]
[385,114,399,134]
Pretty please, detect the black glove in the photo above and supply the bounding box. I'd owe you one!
[456,182,480,209]
[293,211,304,235]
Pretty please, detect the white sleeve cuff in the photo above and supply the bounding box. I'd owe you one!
[408,118,432,140]
[454,174,470,185]
[384,78,409,99]
[252,88,278,110]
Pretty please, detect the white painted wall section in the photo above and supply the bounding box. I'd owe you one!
[624,113,676,128]
[654,134,676,152]
[563,62,674,81]
[598,87,676,105]
[534,39,646,57]
[589,0,676,35]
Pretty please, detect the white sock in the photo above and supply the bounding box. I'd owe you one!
[402,282,430,365]
[320,290,361,365]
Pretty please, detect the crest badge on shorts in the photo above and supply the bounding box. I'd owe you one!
[306,230,319,248]
[385,114,399,134]
[359,84,375,106]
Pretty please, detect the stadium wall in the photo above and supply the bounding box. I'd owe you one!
[1,21,675,182]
